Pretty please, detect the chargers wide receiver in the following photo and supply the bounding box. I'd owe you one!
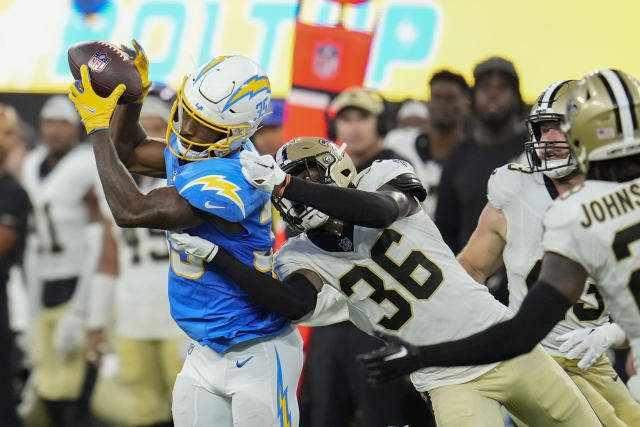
[170,137,602,426]
[358,69,640,407]
[67,41,302,427]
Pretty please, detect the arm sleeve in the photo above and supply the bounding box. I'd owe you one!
[415,281,572,367]
[212,248,318,320]
[282,176,400,228]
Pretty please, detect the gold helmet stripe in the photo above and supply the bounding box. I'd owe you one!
[597,69,636,141]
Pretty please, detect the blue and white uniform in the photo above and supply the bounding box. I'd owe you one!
[166,135,302,427]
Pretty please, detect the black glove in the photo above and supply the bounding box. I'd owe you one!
[357,331,423,385]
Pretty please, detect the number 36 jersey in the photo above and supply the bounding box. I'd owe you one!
[542,177,640,371]
[274,160,510,392]
[488,164,610,357]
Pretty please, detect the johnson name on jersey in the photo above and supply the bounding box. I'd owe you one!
[164,136,289,352]
[274,160,509,391]
[488,164,609,357]
[542,177,640,371]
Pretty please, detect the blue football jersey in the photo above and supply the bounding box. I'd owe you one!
[164,133,289,352]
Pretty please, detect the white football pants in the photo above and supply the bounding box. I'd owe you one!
[172,325,303,427]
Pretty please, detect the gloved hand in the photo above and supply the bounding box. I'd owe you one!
[357,331,422,385]
[627,375,640,402]
[53,308,85,359]
[239,150,287,194]
[169,232,219,262]
[120,39,152,103]
[557,322,626,370]
[68,65,126,134]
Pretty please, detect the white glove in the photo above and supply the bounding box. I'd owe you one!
[557,323,626,370]
[239,150,287,194]
[53,308,85,359]
[627,375,640,402]
[169,232,219,262]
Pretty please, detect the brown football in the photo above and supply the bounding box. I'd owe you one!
[68,40,143,104]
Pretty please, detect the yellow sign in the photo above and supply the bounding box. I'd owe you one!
[0,0,638,102]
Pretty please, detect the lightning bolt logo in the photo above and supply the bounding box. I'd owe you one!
[194,56,228,83]
[223,75,271,113]
[180,175,245,216]
[275,347,291,427]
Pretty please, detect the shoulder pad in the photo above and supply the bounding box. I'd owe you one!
[174,158,266,221]
[487,163,529,210]
[354,159,416,192]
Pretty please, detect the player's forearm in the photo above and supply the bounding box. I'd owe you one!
[213,248,318,320]
[414,281,571,367]
[281,177,400,227]
[110,103,147,167]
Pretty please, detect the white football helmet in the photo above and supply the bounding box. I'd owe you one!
[273,136,357,232]
[166,55,271,160]
[525,80,578,179]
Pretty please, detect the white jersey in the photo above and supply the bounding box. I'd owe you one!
[22,144,98,280]
[488,164,609,357]
[274,160,509,392]
[542,177,640,372]
[115,178,182,339]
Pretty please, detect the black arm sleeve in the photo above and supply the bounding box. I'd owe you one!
[212,248,318,320]
[416,281,572,367]
[282,176,400,228]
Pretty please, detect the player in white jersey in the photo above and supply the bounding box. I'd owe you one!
[90,86,188,427]
[449,80,640,425]
[359,68,640,411]
[21,95,117,425]
[170,137,601,426]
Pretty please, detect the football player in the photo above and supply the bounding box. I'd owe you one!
[451,80,640,425]
[169,136,601,426]
[21,95,118,425]
[67,41,302,427]
[358,68,640,407]
[90,85,188,427]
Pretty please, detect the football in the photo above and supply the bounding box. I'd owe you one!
[68,40,143,104]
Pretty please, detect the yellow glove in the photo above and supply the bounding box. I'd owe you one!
[68,65,126,134]
[121,39,152,103]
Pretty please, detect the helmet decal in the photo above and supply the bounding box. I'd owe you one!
[222,75,271,113]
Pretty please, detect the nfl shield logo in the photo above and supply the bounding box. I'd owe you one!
[88,51,111,72]
[313,43,340,78]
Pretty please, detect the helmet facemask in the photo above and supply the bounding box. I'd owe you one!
[272,137,357,232]
[525,117,576,179]
[166,77,252,161]
[524,80,579,179]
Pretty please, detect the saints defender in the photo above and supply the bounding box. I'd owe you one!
[68,42,302,427]
[359,68,640,406]
[171,136,601,426]
[452,80,640,425]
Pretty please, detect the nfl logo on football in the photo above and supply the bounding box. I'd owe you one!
[313,43,340,78]
[88,52,111,72]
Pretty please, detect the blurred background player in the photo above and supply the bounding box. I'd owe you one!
[455,79,640,425]
[68,43,303,426]
[435,56,527,254]
[91,85,188,427]
[0,104,31,427]
[21,95,117,426]
[384,70,470,218]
